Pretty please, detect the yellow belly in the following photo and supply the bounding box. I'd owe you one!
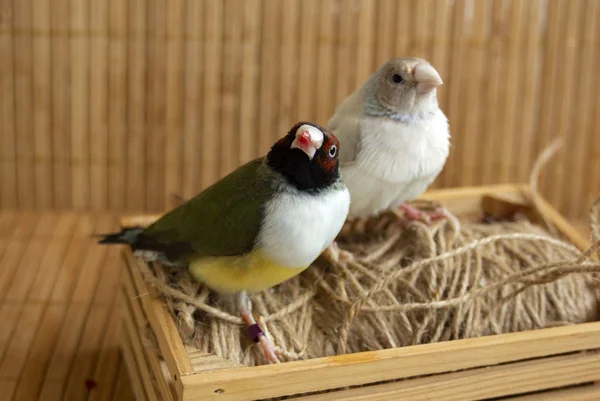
[188,250,308,294]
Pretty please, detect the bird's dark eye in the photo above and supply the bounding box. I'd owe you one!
[329,145,337,157]
[392,74,403,84]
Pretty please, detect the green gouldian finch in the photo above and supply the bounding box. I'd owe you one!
[98,122,350,363]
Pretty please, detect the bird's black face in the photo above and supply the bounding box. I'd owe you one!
[267,122,341,193]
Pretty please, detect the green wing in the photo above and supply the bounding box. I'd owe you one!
[143,158,274,261]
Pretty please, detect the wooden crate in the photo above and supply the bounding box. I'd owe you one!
[119,184,600,401]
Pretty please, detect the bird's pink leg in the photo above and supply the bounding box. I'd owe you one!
[398,203,448,223]
[237,292,280,364]
[321,241,352,263]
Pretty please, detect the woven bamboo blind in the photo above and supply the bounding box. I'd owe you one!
[1,0,599,219]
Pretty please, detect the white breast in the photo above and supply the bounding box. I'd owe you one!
[257,187,350,268]
[342,111,450,217]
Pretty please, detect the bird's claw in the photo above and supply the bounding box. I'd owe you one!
[398,203,448,224]
[241,310,281,364]
[322,241,353,263]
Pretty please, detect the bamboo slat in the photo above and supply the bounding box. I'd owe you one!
[50,0,72,209]
[567,0,599,215]
[70,0,89,210]
[2,0,600,220]
[13,0,35,209]
[0,0,16,208]
[89,0,109,210]
[163,0,184,207]
[126,0,147,211]
[108,0,128,210]
[238,0,260,165]
[32,0,52,209]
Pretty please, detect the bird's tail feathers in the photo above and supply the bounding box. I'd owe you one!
[95,227,145,245]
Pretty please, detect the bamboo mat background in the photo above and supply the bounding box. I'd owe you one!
[1,0,599,220]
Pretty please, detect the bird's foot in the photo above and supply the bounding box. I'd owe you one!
[240,310,280,364]
[321,241,353,263]
[398,203,448,224]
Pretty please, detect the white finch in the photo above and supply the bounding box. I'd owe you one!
[327,57,450,221]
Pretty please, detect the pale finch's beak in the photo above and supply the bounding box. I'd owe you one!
[290,125,324,160]
[413,63,443,94]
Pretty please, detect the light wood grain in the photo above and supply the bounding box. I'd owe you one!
[0,212,134,400]
[145,0,166,212]
[107,0,128,210]
[567,0,599,216]
[511,383,600,401]
[238,0,260,165]
[13,0,35,209]
[201,0,222,189]
[181,0,204,200]
[299,352,600,401]
[50,0,72,209]
[70,0,90,209]
[164,0,185,207]
[32,0,52,209]
[122,251,188,397]
[126,0,147,211]
[121,252,174,400]
[0,0,16,208]
[121,326,150,401]
[180,322,600,401]
[89,0,109,210]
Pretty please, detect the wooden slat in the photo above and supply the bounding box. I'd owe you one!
[50,0,72,209]
[238,0,260,165]
[299,352,600,401]
[0,0,17,208]
[107,0,128,210]
[276,0,299,135]
[13,0,35,208]
[122,251,189,397]
[256,0,278,154]
[121,257,171,400]
[0,212,39,304]
[163,0,185,207]
[219,0,242,178]
[200,0,222,189]
[458,0,486,187]
[315,0,335,127]
[510,383,600,401]
[121,327,150,401]
[126,0,147,211]
[32,0,53,209]
[88,300,126,401]
[89,0,109,210]
[11,305,68,401]
[145,0,166,212]
[181,0,203,200]
[122,293,160,401]
[515,0,544,182]
[112,356,138,401]
[39,215,115,399]
[70,0,90,209]
[566,0,598,214]
[180,322,600,401]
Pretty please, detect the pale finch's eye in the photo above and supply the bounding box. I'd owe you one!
[329,145,337,157]
[391,74,403,84]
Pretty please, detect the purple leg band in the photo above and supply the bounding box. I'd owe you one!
[247,324,264,342]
